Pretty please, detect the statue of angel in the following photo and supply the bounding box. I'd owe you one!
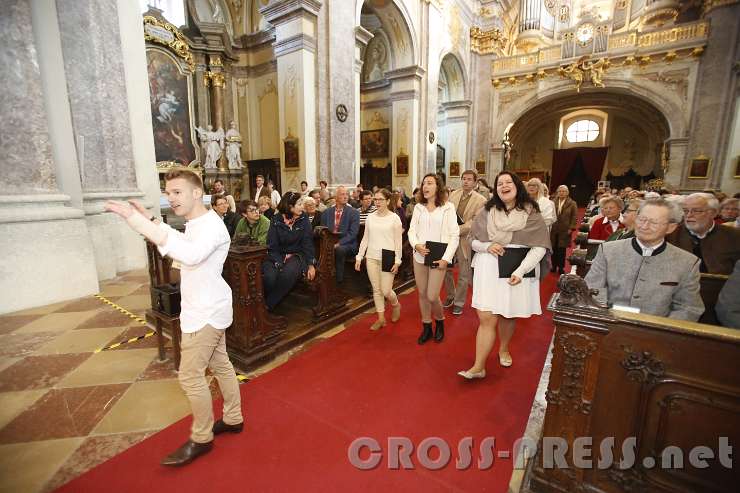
[196,124,224,169]
[224,121,243,170]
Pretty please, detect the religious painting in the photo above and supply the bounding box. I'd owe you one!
[688,156,711,179]
[396,153,409,176]
[361,129,390,158]
[475,159,486,176]
[449,161,461,177]
[283,135,299,168]
[146,49,196,166]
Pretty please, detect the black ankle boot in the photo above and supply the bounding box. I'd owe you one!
[418,322,433,345]
[434,319,444,342]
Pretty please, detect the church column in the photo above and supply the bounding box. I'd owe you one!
[684,3,740,189]
[490,146,505,176]
[664,137,689,188]
[0,0,98,313]
[205,55,228,171]
[261,0,321,192]
[387,66,426,194]
[441,100,473,187]
[55,0,151,279]
[355,27,373,187]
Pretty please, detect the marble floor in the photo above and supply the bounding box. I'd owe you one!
[0,269,364,493]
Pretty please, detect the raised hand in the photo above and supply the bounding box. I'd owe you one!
[105,200,134,219]
[127,200,149,217]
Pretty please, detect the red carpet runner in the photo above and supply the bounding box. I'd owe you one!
[57,274,559,493]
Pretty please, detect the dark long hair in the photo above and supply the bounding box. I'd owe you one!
[485,171,540,213]
[419,173,446,207]
[277,191,302,218]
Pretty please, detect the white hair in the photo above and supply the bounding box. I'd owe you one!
[300,196,315,207]
[686,192,719,211]
[526,178,545,199]
[557,185,569,193]
[639,198,684,224]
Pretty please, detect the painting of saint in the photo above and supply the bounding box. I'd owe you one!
[361,129,389,158]
[147,49,196,165]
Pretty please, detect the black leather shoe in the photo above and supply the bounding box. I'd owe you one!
[160,440,213,467]
[418,322,433,345]
[434,319,444,343]
[213,419,243,435]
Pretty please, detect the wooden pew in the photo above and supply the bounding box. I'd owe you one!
[524,274,740,493]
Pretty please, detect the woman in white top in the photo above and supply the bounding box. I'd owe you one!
[527,178,556,230]
[408,174,460,344]
[355,188,404,330]
[458,171,551,379]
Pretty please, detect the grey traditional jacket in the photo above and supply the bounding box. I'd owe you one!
[585,238,704,321]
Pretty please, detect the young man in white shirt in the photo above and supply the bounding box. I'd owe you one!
[105,169,243,467]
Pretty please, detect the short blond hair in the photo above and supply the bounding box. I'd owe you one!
[164,168,203,190]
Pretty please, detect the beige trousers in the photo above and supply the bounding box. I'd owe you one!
[444,246,473,307]
[366,258,399,312]
[413,261,446,323]
[179,324,243,443]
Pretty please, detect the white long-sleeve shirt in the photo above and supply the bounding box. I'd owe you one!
[356,211,403,264]
[472,240,546,279]
[157,209,233,333]
[408,202,460,264]
[538,197,556,228]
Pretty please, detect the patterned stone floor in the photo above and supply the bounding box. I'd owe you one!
[0,269,369,493]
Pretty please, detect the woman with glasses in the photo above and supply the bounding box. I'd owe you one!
[607,198,643,242]
[262,192,316,311]
[355,188,403,330]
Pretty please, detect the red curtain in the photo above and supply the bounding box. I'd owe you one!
[550,147,608,190]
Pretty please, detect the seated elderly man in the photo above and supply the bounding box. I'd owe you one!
[585,198,704,321]
[588,196,625,241]
[233,200,269,245]
[667,193,740,274]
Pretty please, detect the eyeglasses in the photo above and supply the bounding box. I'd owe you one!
[636,216,669,228]
[683,208,708,215]
[246,207,258,213]
[373,197,387,201]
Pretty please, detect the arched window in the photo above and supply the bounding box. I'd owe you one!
[565,119,600,143]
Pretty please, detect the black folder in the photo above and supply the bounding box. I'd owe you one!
[424,241,448,267]
[498,247,535,278]
[456,214,465,226]
[381,249,395,272]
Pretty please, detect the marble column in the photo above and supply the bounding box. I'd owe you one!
[56,0,150,279]
[355,27,373,188]
[683,3,740,189]
[0,0,98,314]
[261,0,321,193]
[489,146,505,176]
[206,55,228,171]
[439,100,472,188]
[387,66,426,194]
[664,137,689,189]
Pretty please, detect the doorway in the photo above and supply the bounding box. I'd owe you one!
[246,158,281,198]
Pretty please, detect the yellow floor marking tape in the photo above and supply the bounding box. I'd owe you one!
[93,294,155,352]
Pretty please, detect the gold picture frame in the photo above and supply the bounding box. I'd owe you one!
[396,153,409,176]
[475,159,486,176]
[688,155,711,179]
[449,161,461,177]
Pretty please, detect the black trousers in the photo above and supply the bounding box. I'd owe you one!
[334,244,355,283]
[262,257,303,310]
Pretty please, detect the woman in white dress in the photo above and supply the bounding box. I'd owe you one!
[355,188,403,330]
[408,174,459,344]
[458,171,551,379]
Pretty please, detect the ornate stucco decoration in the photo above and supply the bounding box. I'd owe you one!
[204,71,226,88]
[143,16,195,72]
[558,57,608,92]
[703,0,740,14]
[470,27,508,55]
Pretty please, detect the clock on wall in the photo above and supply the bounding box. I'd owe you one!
[576,23,595,46]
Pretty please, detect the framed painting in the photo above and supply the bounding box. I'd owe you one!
[475,159,486,176]
[688,156,711,179]
[361,129,389,158]
[283,135,299,168]
[734,156,740,178]
[146,48,196,166]
[396,153,409,176]
[449,161,461,177]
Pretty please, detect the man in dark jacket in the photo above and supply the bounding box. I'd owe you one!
[321,186,360,283]
[213,196,240,238]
